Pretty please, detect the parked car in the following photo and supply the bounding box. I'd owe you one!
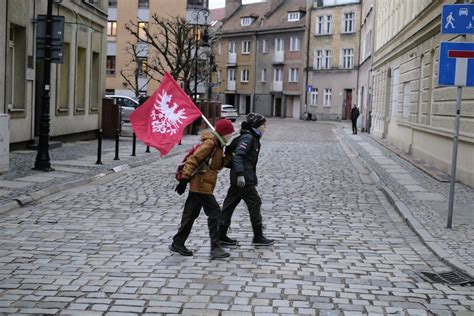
[106,95,139,123]
[220,104,238,122]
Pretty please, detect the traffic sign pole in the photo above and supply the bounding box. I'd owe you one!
[447,86,462,229]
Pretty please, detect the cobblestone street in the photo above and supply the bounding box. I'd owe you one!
[0,119,472,315]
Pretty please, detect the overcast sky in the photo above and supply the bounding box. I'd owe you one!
[209,0,264,9]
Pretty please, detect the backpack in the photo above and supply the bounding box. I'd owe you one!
[175,139,217,181]
[224,134,252,169]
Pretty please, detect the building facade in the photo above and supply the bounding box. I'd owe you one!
[371,0,474,186]
[106,0,205,98]
[1,0,108,146]
[356,0,374,131]
[214,0,307,118]
[306,0,361,121]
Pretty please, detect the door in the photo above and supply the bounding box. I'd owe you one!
[292,97,300,119]
[274,97,282,117]
[245,95,251,114]
[343,89,352,120]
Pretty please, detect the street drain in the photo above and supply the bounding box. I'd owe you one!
[420,271,474,285]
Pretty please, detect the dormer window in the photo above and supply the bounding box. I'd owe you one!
[241,17,252,26]
[288,12,300,22]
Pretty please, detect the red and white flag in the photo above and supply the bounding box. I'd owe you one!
[130,72,202,156]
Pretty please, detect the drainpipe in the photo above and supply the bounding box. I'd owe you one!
[3,0,9,114]
[355,3,361,130]
[251,31,257,112]
[304,0,313,115]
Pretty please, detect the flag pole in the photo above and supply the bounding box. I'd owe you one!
[200,114,215,131]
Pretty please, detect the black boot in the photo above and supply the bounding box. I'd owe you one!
[252,225,274,246]
[219,225,238,246]
[210,247,230,260]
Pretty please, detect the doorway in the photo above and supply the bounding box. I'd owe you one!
[343,89,352,120]
[274,97,282,117]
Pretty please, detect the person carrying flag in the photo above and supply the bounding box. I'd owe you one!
[170,119,235,260]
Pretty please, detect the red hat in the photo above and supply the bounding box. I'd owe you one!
[215,119,235,136]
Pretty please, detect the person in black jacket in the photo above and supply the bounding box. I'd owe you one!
[218,113,274,246]
[350,104,360,134]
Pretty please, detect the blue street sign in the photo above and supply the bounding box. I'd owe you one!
[439,42,474,87]
[307,85,313,92]
[441,4,474,34]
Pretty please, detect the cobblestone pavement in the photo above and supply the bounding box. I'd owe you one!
[337,123,474,276]
[0,119,472,315]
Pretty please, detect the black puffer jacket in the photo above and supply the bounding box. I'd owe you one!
[230,128,261,186]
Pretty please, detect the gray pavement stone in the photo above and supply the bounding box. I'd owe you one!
[0,119,472,315]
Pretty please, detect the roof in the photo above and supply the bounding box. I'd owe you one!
[218,0,307,35]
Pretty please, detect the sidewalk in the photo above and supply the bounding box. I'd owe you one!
[334,121,474,279]
[0,129,196,214]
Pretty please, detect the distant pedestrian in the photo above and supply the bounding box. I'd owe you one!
[219,113,274,247]
[170,119,235,260]
[350,104,360,135]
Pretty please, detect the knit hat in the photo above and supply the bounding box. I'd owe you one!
[215,119,235,136]
[247,113,266,128]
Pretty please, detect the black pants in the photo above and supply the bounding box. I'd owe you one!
[172,192,221,250]
[219,185,262,229]
[352,119,358,134]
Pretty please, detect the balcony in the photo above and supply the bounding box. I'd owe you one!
[272,51,284,64]
[227,80,236,91]
[227,53,237,65]
[272,81,283,92]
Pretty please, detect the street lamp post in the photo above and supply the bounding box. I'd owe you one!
[34,0,54,171]
[191,8,209,135]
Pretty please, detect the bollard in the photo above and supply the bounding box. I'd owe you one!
[114,129,120,160]
[146,145,150,153]
[95,129,103,165]
[132,132,136,156]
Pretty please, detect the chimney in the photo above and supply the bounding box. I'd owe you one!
[225,0,241,18]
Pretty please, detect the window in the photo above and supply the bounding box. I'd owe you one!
[310,89,318,106]
[402,82,411,119]
[341,48,354,68]
[241,69,249,82]
[391,68,400,117]
[228,69,236,81]
[241,17,252,26]
[229,41,236,53]
[343,12,355,33]
[324,50,331,69]
[290,37,300,52]
[108,0,117,7]
[242,40,251,54]
[76,47,87,110]
[288,12,300,22]
[106,56,116,75]
[6,25,26,110]
[217,69,222,82]
[274,68,283,81]
[138,22,148,41]
[315,50,323,69]
[261,68,267,82]
[316,15,332,35]
[90,52,100,109]
[218,41,222,55]
[137,57,147,76]
[59,43,70,110]
[107,21,117,36]
[324,89,332,106]
[289,68,298,82]
[262,39,267,53]
[275,38,284,51]
[138,0,149,8]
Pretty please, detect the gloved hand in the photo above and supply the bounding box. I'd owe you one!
[236,176,246,188]
[175,179,189,195]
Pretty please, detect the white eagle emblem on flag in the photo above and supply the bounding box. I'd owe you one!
[150,90,188,135]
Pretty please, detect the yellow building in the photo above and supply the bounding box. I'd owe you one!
[1,0,108,146]
[371,0,474,186]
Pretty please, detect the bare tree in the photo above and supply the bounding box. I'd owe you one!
[120,42,152,98]
[125,14,212,96]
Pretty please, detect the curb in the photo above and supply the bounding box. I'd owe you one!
[0,145,191,215]
[335,126,474,278]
